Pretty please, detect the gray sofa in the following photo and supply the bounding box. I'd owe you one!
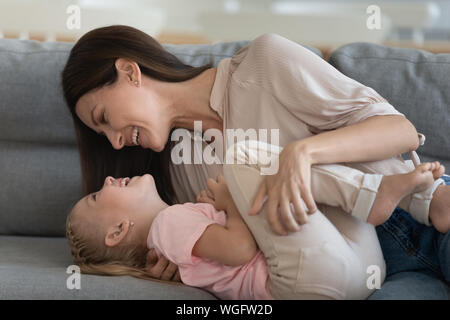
[1,34,449,299]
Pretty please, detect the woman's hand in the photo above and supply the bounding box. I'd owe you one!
[145,249,181,282]
[197,174,232,212]
[248,141,318,235]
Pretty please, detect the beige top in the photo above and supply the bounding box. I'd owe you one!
[169,33,404,204]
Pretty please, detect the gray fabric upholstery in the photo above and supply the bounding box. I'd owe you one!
[0,36,321,299]
[329,42,450,169]
[0,235,216,299]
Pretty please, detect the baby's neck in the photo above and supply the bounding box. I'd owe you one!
[135,201,170,249]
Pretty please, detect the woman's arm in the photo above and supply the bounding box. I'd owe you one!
[245,34,422,235]
[249,115,420,236]
[298,115,420,165]
[145,249,181,282]
[194,175,258,266]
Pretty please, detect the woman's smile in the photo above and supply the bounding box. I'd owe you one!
[132,126,140,146]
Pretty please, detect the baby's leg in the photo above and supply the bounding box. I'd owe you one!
[342,154,446,227]
[232,140,446,229]
[227,139,386,223]
[223,162,379,299]
[309,164,381,222]
[312,162,445,228]
[367,162,444,226]
[223,140,385,299]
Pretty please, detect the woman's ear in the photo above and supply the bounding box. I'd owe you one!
[104,220,132,247]
[114,58,142,85]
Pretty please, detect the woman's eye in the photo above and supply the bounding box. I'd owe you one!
[101,112,107,124]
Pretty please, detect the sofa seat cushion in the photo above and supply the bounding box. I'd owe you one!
[0,235,216,300]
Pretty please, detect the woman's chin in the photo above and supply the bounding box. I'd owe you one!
[139,134,164,152]
[142,143,164,152]
[151,140,166,152]
[139,132,166,152]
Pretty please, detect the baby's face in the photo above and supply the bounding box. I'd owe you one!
[74,174,162,231]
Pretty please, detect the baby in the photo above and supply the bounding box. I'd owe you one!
[66,161,446,300]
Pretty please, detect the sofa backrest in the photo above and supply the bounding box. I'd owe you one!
[0,35,322,237]
[329,42,450,170]
[3,36,449,238]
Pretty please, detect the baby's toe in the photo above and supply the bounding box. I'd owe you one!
[419,162,431,172]
[436,165,446,178]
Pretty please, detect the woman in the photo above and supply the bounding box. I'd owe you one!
[62,25,449,299]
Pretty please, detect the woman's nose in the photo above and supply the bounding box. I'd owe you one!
[106,130,124,150]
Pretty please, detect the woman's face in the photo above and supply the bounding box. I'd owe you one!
[75,59,171,152]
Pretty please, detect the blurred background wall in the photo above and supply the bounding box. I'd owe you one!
[0,0,449,56]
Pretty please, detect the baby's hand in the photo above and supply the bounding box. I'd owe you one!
[196,189,215,206]
[197,174,232,212]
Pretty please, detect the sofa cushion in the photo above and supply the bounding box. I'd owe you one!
[0,235,216,299]
[0,142,82,236]
[0,37,321,237]
[328,42,450,170]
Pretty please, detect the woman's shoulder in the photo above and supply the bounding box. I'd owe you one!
[229,33,303,81]
[248,33,296,57]
[232,33,286,62]
[252,33,286,47]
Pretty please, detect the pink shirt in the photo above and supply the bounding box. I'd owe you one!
[169,33,404,204]
[147,202,272,300]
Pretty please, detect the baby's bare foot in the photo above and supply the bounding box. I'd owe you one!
[409,162,438,194]
[429,161,445,180]
[367,163,436,226]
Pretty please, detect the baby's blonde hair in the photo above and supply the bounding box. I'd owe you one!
[65,205,181,285]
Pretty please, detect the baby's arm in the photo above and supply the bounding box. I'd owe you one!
[193,175,258,267]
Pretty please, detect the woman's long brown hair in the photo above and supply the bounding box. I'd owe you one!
[62,25,213,204]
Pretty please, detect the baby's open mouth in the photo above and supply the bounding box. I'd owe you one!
[119,177,131,187]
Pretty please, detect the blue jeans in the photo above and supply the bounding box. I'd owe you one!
[368,175,450,299]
